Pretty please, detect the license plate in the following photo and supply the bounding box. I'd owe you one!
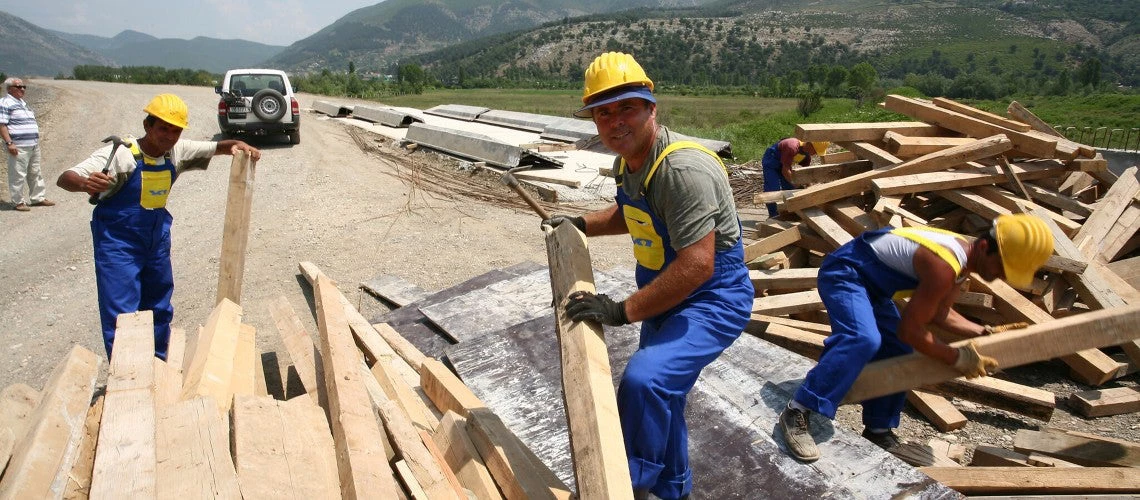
[230,107,249,113]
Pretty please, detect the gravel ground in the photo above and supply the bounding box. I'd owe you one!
[2,79,1136,469]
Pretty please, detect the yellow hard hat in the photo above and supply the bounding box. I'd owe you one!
[143,93,189,129]
[993,214,1053,288]
[581,52,654,105]
[809,142,830,156]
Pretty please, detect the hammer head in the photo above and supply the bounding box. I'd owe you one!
[102,135,127,148]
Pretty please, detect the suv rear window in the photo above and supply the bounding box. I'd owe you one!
[230,74,287,96]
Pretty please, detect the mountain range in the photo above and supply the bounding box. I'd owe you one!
[1,0,1135,89]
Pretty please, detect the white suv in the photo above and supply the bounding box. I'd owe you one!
[216,69,301,144]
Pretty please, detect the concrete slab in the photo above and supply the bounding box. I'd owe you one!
[352,105,425,128]
[311,100,352,117]
[424,104,490,121]
[405,122,562,169]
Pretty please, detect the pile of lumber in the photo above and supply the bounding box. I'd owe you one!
[746,95,1140,494]
[0,260,583,499]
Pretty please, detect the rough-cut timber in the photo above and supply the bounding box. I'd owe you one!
[843,304,1140,403]
[180,298,243,412]
[919,466,1140,495]
[314,274,401,499]
[216,150,256,305]
[154,396,240,499]
[432,412,502,500]
[90,311,157,499]
[782,134,1012,212]
[543,223,632,500]
[0,346,100,500]
[884,95,1059,158]
[232,395,340,499]
[1068,386,1140,418]
[796,122,948,142]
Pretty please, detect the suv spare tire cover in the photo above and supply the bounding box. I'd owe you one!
[252,88,287,122]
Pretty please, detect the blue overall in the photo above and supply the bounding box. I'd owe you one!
[91,144,177,360]
[760,141,797,217]
[616,144,754,499]
[793,227,940,429]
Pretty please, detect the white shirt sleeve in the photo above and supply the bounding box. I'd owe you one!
[171,139,218,174]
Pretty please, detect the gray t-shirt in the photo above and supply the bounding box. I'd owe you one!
[615,126,741,251]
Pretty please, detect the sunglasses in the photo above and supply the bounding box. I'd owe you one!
[11,85,26,89]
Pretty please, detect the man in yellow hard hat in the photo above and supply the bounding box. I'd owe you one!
[778,214,1053,462]
[760,137,827,217]
[56,93,261,360]
[544,52,754,500]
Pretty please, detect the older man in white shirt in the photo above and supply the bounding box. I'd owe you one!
[0,78,54,211]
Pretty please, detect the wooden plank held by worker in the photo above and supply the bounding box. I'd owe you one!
[0,346,100,500]
[842,304,1140,404]
[90,311,157,499]
[314,274,401,498]
[544,222,633,500]
[216,149,257,305]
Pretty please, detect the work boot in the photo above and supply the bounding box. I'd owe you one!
[31,199,55,207]
[861,428,902,451]
[779,405,820,462]
[13,203,30,212]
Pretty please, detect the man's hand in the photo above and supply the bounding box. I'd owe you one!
[541,214,585,233]
[84,171,114,196]
[983,322,1029,335]
[230,142,261,160]
[953,341,998,378]
[565,291,628,326]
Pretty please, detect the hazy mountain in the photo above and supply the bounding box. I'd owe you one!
[52,29,286,73]
[265,0,712,74]
[0,11,116,77]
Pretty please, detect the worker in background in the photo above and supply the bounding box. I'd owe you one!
[760,137,827,217]
[543,52,754,500]
[56,94,261,360]
[779,214,1053,462]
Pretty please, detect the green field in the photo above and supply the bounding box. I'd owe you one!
[380,88,1138,162]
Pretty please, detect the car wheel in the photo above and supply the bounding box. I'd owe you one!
[289,129,301,145]
[252,89,287,122]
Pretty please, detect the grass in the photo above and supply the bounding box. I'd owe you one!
[379,88,1137,161]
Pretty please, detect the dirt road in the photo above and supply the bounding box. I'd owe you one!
[0,79,628,389]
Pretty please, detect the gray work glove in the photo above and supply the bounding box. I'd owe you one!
[541,214,585,233]
[565,291,629,326]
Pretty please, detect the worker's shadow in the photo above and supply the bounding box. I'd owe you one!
[758,379,836,460]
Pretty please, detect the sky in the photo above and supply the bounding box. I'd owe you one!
[0,0,384,46]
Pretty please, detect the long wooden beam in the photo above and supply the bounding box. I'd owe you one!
[91,311,157,498]
[884,95,1059,158]
[216,150,256,305]
[544,223,632,500]
[314,274,401,498]
[919,466,1140,495]
[783,135,1012,212]
[843,304,1140,403]
[0,346,100,499]
[796,122,949,142]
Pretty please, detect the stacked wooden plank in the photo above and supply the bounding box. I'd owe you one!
[0,264,590,499]
[746,95,1140,495]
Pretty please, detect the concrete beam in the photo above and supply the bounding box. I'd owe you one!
[404,123,562,169]
[312,100,352,117]
[424,104,490,122]
[353,106,424,128]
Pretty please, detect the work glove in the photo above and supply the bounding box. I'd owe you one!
[953,341,998,379]
[541,214,586,233]
[565,291,629,326]
[983,322,1029,335]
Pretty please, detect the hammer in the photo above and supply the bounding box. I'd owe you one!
[501,166,551,220]
[88,135,128,205]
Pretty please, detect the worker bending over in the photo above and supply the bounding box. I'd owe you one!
[780,214,1053,462]
[760,137,826,217]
